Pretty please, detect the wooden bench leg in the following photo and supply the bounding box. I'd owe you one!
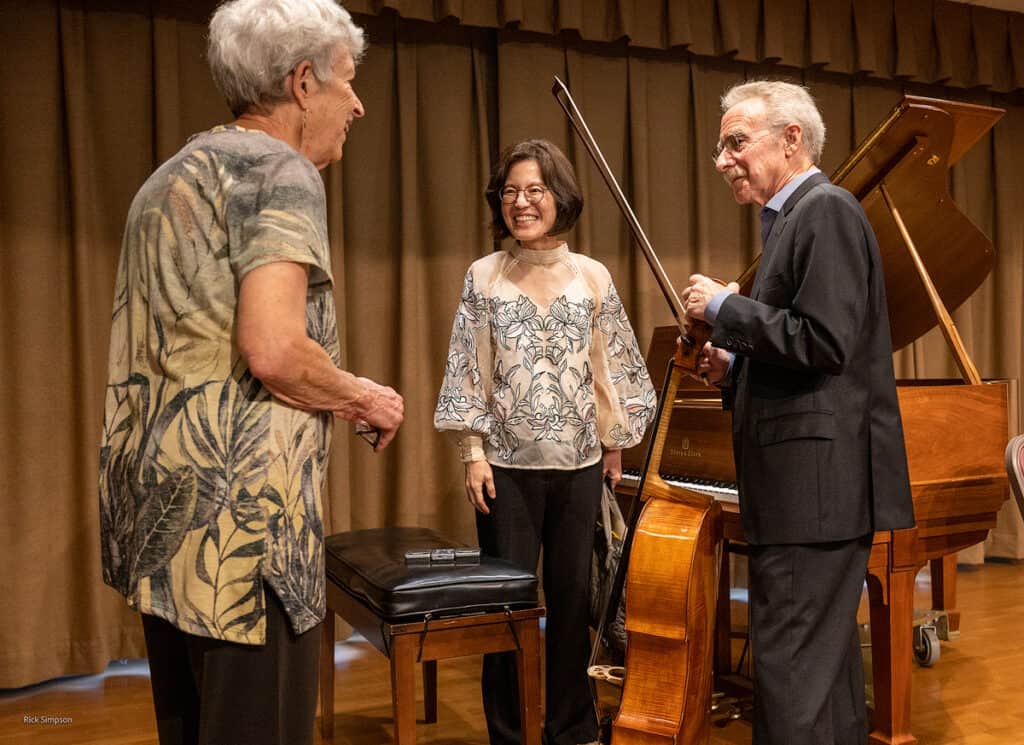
[515,617,543,745]
[390,634,418,745]
[319,611,336,742]
[422,660,437,724]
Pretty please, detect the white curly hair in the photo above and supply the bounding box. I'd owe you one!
[208,0,366,116]
[721,80,826,164]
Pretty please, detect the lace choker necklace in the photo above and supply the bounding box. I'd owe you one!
[512,242,569,265]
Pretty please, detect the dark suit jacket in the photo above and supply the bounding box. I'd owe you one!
[713,172,916,545]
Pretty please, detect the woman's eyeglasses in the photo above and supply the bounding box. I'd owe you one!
[499,185,548,204]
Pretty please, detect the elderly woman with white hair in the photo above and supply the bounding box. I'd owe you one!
[97,2,403,744]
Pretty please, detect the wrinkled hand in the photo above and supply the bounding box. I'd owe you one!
[353,377,404,451]
[465,460,495,514]
[698,341,732,386]
[680,275,738,322]
[602,449,622,490]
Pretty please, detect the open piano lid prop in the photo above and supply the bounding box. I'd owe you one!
[830,96,1003,351]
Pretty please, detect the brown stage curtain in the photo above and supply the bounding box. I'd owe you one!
[344,0,1024,93]
[1,0,1022,688]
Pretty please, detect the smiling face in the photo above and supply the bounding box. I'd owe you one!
[714,97,792,207]
[500,159,560,250]
[301,45,364,169]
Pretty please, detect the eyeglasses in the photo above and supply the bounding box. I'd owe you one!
[499,185,548,204]
[712,129,776,162]
[354,420,380,448]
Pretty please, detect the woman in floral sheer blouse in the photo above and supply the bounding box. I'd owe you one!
[434,139,655,745]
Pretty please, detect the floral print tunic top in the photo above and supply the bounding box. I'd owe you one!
[99,126,335,644]
[435,243,656,469]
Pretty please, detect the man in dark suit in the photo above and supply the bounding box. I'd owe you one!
[681,81,916,745]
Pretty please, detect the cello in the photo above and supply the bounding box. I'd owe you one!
[552,78,725,745]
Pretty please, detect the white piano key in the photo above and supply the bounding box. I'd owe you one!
[619,472,739,504]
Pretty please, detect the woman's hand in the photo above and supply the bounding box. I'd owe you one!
[603,448,623,490]
[465,460,495,514]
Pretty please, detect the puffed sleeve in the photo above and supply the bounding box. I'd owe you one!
[591,278,656,449]
[434,267,493,458]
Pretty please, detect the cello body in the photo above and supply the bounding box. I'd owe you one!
[550,78,725,743]
[612,357,723,745]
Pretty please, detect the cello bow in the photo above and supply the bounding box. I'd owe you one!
[551,76,710,376]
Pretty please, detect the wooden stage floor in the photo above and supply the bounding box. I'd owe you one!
[1,559,1022,745]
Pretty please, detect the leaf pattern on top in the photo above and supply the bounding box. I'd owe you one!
[130,465,198,589]
[99,126,336,644]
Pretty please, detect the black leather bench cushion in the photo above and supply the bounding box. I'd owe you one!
[325,527,538,621]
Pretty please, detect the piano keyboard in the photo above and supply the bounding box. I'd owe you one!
[620,470,739,504]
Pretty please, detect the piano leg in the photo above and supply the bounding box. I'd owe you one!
[866,555,918,745]
[714,538,734,683]
[929,554,960,637]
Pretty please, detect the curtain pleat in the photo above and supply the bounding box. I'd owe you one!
[715,0,748,58]
[937,2,974,88]
[1013,14,1024,89]
[808,0,838,69]
[764,0,805,67]
[974,6,1008,91]
[664,0,692,50]
[2,0,1023,688]
[677,0,717,55]
[894,0,931,83]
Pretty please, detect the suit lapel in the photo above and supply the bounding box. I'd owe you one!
[752,172,831,299]
[768,172,830,247]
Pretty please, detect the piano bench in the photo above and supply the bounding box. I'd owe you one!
[319,527,543,745]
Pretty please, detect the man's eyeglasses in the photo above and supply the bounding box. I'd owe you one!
[712,129,775,162]
[500,185,548,204]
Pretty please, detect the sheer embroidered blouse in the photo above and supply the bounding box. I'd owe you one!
[434,242,656,469]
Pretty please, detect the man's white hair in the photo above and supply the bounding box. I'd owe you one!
[208,0,366,116]
[721,80,826,164]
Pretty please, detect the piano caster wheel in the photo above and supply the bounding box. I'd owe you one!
[913,623,940,667]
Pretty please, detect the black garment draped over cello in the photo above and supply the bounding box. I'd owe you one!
[714,172,915,545]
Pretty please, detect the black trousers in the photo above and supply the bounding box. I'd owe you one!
[748,535,873,745]
[476,462,602,745]
[140,583,321,745]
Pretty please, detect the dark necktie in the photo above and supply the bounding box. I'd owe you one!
[760,206,778,248]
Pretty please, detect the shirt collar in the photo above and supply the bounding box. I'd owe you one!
[512,241,569,265]
[764,166,821,213]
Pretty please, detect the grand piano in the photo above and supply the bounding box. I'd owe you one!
[616,96,1012,745]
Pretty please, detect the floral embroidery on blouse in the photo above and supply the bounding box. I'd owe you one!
[435,246,655,469]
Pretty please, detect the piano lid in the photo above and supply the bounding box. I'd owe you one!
[829,96,1004,350]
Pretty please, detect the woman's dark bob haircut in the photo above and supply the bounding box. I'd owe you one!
[485,139,583,241]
